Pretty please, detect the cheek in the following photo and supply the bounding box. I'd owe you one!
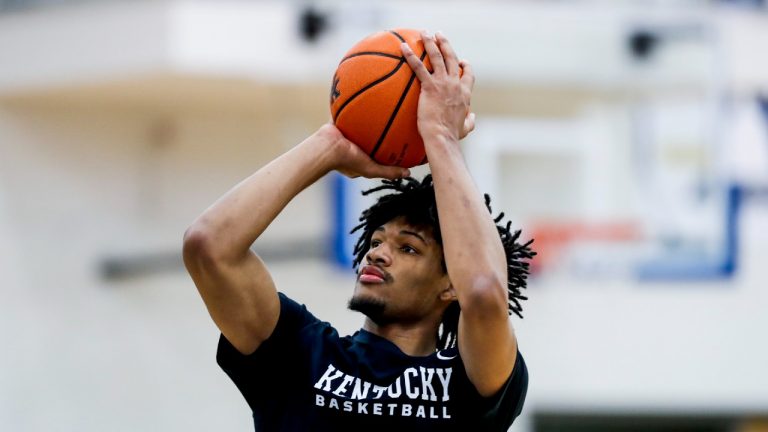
[404,264,446,296]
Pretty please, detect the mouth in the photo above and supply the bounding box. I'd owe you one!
[359,265,388,284]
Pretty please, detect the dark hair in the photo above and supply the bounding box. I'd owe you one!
[350,175,536,350]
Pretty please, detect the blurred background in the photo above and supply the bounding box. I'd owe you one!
[1,0,768,431]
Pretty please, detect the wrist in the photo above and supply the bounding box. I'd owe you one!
[421,123,460,145]
[423,130,465,169]
[422,126,460,150]
[310,123,359,173]
[293,127,337,177]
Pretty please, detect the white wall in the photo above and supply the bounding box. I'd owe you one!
[2,1,768,431]
[0,102,337,431]
[2,1,768,93]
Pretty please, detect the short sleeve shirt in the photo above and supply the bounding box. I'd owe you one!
[217,293,528,431]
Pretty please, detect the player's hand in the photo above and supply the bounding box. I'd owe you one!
[316,123,410,180]
[400,31,476,143]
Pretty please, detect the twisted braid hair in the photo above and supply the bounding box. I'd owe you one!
[350,175,536,350]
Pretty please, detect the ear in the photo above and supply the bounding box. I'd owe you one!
[439,282,457,302]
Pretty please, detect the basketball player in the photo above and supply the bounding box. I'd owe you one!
[183,32,533,431]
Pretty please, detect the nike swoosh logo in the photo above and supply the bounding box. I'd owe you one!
[436,351,457,361]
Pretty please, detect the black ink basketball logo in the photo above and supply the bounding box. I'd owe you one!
[330,75,341,104]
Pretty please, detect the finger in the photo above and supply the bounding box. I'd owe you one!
[421,31,446,76]
[435,32,459,76]
[339,170,360,179]
[461,112,476,139]
[459,59,475,91]
[400,43,431,83]
[370,165,410,180]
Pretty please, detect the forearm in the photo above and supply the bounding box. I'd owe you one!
[428,132,517,396]
[402,30,516,397]
[187,132,335,260]
[183,125,404,353]
[425,134,507,301]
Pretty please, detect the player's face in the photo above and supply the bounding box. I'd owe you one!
[350,216,452,325]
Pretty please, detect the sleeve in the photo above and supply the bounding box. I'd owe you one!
[478,350,529,428]
[216,292,320,410]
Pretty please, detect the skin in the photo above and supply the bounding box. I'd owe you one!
[183,31,516,399]
[401,31,518,397]
[351,216,454,356]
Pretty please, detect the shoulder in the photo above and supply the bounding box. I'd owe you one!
[447,345,527,387]
[273,292,321,332]
[217,293,338,366]
[444,346,528,405]
[468,350,528,427]
[264,292,342,348]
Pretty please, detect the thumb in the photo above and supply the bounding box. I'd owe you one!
[369,164,410,180]
[460,112,476,139]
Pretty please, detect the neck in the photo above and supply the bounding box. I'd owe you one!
[362,319,440,357]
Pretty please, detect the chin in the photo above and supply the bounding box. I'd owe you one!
[348,288,383,309]
[347,291,388,325]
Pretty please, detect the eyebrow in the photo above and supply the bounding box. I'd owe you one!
[374,226,428,245]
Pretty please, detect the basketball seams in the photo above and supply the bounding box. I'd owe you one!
[337,30,411,65]
[369,49,428,160]
[389,31,406,43]
[336,30,408,65]
[340,51,402,63]
[332,29,428,167]
[332,59,406,122]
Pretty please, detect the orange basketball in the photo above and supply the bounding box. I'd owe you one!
[330,29,431,168]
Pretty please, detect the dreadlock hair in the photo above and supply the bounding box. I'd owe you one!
[350,175,536,351]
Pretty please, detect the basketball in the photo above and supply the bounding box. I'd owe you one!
[330,28,432,168]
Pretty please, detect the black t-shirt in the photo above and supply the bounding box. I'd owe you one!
[217,293,528,431]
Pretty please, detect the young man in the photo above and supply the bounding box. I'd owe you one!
[183,32,534,431]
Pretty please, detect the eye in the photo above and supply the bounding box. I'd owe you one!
[401,245,418,254]
[370,239,382,248]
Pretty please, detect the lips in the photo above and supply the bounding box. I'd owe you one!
[359,265,387,284]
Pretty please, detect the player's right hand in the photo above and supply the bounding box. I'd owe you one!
[316,123,410,180]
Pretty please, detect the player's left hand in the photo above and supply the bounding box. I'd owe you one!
[400,31,476,143]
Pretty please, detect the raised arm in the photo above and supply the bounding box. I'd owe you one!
[401,33,516,397]
[183,125,407,355]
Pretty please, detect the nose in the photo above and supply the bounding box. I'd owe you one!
[365,242,392,266]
